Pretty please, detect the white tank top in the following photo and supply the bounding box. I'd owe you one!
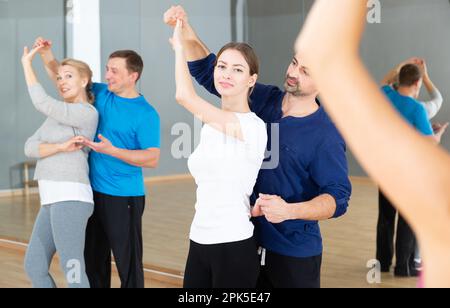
[187,112,267,245]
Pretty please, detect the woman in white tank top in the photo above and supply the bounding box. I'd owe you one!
[169,19,267,288]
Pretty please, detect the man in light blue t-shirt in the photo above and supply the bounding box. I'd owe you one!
[377,63,445,278]
[83,50,160,288]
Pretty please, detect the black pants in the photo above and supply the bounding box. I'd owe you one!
[257,249,322,289]
[84,191,145,288]
[376,191,416,273]
[184,237,260,288]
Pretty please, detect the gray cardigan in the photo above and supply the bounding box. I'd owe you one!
[24,84,99,185]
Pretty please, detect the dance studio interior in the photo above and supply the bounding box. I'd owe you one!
[0,0,449,289]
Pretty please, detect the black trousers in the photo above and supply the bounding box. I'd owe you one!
[257,250,322,289]
[84,191,145,288]
[376,191,416,273]
[184,237,260,288]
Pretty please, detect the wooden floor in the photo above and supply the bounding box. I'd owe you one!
[0,177,417,288]
[0,240,182,288]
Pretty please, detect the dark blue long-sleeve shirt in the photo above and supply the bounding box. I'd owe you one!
[188,53,352,258]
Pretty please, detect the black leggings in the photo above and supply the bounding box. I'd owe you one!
[183,237,260,288]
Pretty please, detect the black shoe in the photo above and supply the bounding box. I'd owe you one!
[394,267,409,277]
[394,267,419,277]
[409,267,420,277]
[381,266,390,273]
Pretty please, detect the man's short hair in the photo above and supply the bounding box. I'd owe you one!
[398,64,422,87]
[109,50,144,82]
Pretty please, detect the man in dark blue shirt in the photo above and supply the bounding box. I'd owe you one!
[164,6,352,288]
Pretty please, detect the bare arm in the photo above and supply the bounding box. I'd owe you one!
[381,64,402,86]
[414,59,444,119]
[25,130,85,159]
[291,194,336,221]
[21,46,41,87]
[109,148,160,169]
[41,52,59,84]
[420,60,440,95]
[180,23,210,62]
[37,142,84,159]
[253,194,337,222]
[38,143,64,158]
[296,0,450,287]
[82,134,160,169]
[423,75,437,93]
[171,20,244,140]
[33,37,60,83]
[292,194,336,221]
[164,6,210,61]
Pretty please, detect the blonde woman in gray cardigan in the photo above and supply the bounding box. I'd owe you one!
[22,44,98,288]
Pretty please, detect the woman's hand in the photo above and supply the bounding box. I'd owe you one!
[433,122,449,144]
[251,200,264,218]
[33,37,52,55]
[169,19,184,51]
[58,136,85,153]
[22,45,45,86]
[21,45,44,65]
[164,5,188,27]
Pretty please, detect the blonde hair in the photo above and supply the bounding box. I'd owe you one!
[60,58,95,104]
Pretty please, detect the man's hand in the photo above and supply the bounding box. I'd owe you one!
[82,134,116,155]
[433,122,449,143]
[257,194,294,224]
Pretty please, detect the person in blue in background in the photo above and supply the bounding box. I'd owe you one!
[164,5,352,289]
[36,39,161,288]
[377,63,447,277]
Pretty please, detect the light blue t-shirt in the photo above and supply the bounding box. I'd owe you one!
[89,83,160,197]
[382,86,434,136]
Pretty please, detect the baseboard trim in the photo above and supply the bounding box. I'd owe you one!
[0,188,39,198]
[144,174,193,183]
